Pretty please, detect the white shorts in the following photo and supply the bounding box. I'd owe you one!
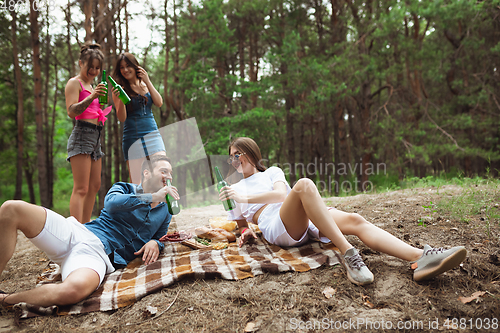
[29,209,115,285]
[257,203,331,247]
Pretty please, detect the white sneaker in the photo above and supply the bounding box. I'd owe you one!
[411,245,467,281]
[343,247,374,285]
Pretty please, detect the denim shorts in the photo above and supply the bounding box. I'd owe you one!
[30,208,115,285]
[67,120,104,161]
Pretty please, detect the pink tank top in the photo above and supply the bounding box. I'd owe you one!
[75,79,112,123]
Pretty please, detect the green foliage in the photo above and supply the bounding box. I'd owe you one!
[201,107,280,155]
[1,0,499,214]
[52,167,73,217]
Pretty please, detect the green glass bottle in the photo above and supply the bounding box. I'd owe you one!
[215,166,235,211]
[165,179,180,215]
[108,76,131,105]
[98,70,108,105]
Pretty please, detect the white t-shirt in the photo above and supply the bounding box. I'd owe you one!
[227,166,291,223]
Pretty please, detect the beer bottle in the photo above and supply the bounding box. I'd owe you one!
[215,166,235,211]
[108,76,131,105]
[165,179,180,215]
[98,70,108,105]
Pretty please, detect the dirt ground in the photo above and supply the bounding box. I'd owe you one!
[1,185,500,332]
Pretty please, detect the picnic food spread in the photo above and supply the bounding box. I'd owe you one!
[208,217,237,231]
[159,231,191,242]
[161,220,261,251]
[161,224,238,250]
[195,226,237,243]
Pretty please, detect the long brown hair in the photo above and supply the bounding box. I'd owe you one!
[112,52,148,104]
[229,137,267,172]
[79,42,104,76]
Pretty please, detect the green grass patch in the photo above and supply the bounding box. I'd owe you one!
[435,181,500,224]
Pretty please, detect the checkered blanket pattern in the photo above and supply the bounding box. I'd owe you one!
[15,237,340,319]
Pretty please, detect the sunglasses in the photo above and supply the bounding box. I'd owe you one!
[226,152,246,165]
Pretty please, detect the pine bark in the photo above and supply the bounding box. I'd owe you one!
[30,0,50,207]
[12,10,24,200]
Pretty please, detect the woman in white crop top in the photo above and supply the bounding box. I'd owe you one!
[219,137,467,286]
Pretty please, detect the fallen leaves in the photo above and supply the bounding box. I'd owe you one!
[458,291,486,304]
[141,305,158,319]
[362,295,375,308]
[322,287,336,299]
[244,321,257,332]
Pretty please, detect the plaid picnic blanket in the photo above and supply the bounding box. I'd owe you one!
[14,237,340,319]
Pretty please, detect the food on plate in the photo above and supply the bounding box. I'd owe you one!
[211,242,228,250]
[181,238,211,250]
[178,225,237,251]
[195,226,221,240]
[195,226,236,243]
[194,236,211,246]
[182,236,228,250]
[209,217,237,232]
[213,228,236,242]
[159,231,191,242]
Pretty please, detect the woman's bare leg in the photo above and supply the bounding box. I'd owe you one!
[81,158,101,223]
[127,159,142,185]
[327,209,423,262]
[279,178,353,254]
[69,154,92,222]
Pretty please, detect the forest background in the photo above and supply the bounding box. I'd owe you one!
[0,0,499,217]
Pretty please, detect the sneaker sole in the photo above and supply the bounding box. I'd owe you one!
[345,268,374,286]
[414,247,467,282]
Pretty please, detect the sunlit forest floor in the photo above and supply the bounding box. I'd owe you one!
[1,182,499,332]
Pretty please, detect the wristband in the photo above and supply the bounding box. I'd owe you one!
[241,227,249,235]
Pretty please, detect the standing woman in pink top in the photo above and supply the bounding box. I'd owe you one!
[64,43,112,223]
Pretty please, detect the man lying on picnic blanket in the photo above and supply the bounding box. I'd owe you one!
[0,155,177,309]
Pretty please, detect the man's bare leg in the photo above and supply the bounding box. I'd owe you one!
[0,268,100,307]
[0,201,46,275]
[0,201,102,307]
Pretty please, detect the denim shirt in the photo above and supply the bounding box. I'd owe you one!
[85,182,171,267]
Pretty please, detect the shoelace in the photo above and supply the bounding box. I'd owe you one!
[425,247,445,255]
[345,253,366,269]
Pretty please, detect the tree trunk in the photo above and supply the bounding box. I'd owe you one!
[30,0,50,207]
[50,60,58,201]
[98,124,106,214]
[43,13,54,208]
[83,0,94,42]
[248,31,259,108]
[120,123,128,182]
[238,18,247,111]
[65,0,76,75]
[332,102,341,196]
[24,155,36,204]
[173,0,184,120]
[124,0,129,51]
[12,10,24,200]
[161,0,171,127]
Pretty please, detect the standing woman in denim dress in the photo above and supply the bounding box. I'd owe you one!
[111,53,166,184]
[65,43,112,223]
